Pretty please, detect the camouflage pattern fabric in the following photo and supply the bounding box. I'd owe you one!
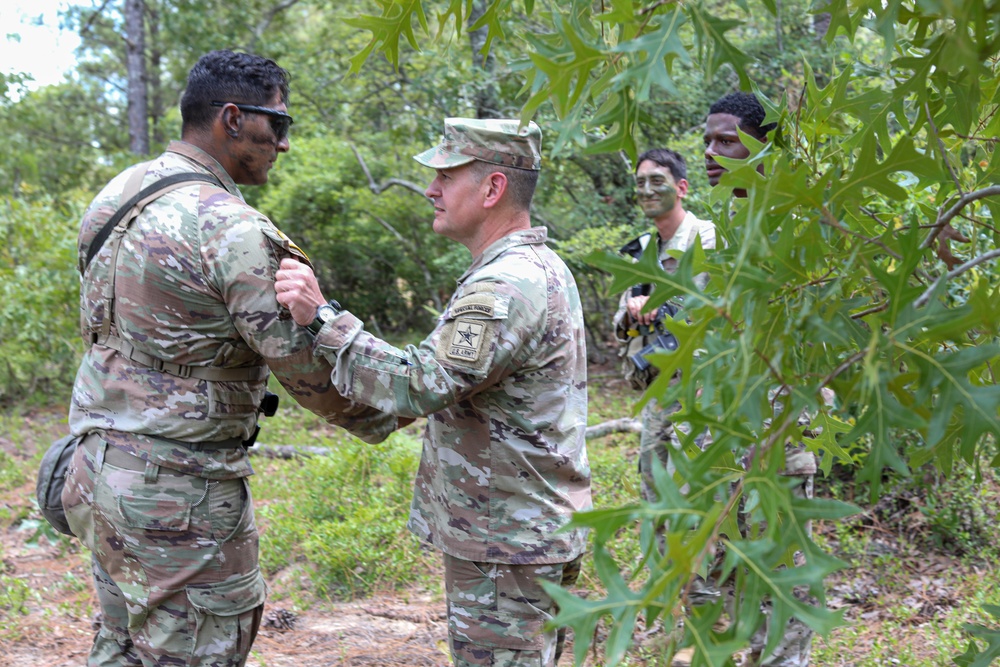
[72,140,397,480]
[444,553,582,667]
[313,227,591,564]
[697,473,815,667]
[413,117,542,171]
[688,395,825,666]
[62,433,264,666]
[611,212,716,500]
[69,141,394,665]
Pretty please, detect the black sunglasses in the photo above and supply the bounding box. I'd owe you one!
[211,101,294,141]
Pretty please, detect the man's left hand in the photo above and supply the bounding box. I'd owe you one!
[275,258,327,326]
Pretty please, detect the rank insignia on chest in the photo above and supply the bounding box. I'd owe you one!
[447,318,486,362]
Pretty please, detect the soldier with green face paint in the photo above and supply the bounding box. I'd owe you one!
[612,148,716,508]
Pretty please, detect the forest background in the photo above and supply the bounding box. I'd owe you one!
[2,0,1000,665]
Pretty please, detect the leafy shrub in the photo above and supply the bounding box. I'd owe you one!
[920,465,1000,556]
[257,431,431,598]
[0,190,85,405]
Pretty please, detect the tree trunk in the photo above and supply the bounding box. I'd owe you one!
[146,2,165,146]
[468,0,499,119]
[124,0,149,155]
[774,0,783,53]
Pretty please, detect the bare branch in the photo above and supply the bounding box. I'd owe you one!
[819,208,902,260]
[351,145,427,197]
[248,0,302,52]
[859,206,891,230]
[915,248,1000,307]
[955,134,1000,143]
[80,0,115,35]
[850,301,889,320]
[584,418,642,439]
[367,212,443,312]
[921,185,1000,250]
[638,0,679,15]
[820,349,868,386]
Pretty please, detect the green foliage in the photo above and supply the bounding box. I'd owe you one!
[0,574,34,616]
[0,449,25,494]
[256,430,433,598]
[0,0,998,663]
[0,192,85,404]
[259,133,456,330]
[918,465,1000,556]
[957,605,1000,667]
[346,0,1000,664]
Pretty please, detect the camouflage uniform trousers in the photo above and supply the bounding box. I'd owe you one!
[444,553,583,667]
[693,456,816,667]
[638,397,687,504]
[62,433,266,666]
[639,403,815,666]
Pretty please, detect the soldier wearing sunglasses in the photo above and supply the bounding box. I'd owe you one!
[63,49,396,666]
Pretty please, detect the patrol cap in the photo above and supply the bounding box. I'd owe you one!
[413,117,542,171]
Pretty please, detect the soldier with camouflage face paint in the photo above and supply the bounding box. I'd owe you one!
[274,117,592,667]
[701,91,818,667]
[62,50,397,666]
[611,148,715,512]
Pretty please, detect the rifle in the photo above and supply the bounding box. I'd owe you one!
[629,301,680,372]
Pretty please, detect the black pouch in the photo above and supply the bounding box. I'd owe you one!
[35,434,83,536]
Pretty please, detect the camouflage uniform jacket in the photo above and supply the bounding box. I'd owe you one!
[71,141,396,479]
[613,211,716,341]
[313,227,592,564]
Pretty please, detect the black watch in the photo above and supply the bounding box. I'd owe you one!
[306,299,342,335]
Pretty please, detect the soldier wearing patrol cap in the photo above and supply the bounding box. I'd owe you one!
[63,50,397,666]
[275,117,592,667]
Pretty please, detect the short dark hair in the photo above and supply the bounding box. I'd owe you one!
[708,92,776,140]
[635,148,686,182]
[180,50,290,133]
[469,161,539,211]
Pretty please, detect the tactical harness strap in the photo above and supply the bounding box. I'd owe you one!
[84,163,268,384]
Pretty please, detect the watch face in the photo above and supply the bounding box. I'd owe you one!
[318,304,337,322]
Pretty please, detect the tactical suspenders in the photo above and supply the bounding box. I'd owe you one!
[82,163,269,383]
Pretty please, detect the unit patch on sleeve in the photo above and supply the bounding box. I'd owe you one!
[449,293,495,318]
[447,318,486,362]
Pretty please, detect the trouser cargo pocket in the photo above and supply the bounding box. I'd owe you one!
[185,568,267,665]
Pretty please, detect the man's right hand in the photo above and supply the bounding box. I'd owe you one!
[275,258,327,326]
[626,294,658,326]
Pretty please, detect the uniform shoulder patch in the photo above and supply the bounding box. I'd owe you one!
[450,293,497,318]
[447,283,510,320]
[446,318,487,362]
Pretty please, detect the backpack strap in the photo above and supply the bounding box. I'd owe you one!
[84,170,221,271]
[87,166,268,384]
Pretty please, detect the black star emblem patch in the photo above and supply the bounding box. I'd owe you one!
[447,319,486,362]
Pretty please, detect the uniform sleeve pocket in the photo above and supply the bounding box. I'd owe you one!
[435,288,511,378]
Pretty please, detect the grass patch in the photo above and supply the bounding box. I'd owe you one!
[255,426,434,599]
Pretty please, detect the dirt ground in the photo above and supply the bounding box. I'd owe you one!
[1,485,460,667]
[0,407,989,666]
[0,408,462,667]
